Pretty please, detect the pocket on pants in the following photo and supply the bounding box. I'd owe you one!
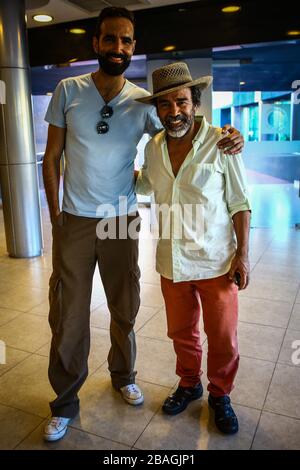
[48,275,63,334]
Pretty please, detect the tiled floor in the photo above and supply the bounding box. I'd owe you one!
[0,204,300,450]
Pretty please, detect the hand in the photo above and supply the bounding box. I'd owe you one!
[228,252,250,290]
[51,209,61,226]
[217,125,244,155]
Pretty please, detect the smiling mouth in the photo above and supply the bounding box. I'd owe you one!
[108,56,124,63]
[168,121,185,128]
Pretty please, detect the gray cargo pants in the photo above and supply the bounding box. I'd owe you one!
[48,211,141,418]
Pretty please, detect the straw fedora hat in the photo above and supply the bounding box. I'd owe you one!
[136,62,213,104]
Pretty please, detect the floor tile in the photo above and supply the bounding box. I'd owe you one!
[0,404,43,450]
[140,283,165,308]
[137,308,170,341]
[252,262,300,282]
[238,322,285,361]
[0,313,51,353]
[0,286,48,312]
[71,371,169,446]
[140,268,160,285]
[239,276,299,303]
[0,354,55,418]
[238,297,292,328]
[135,336,177,387]
[264,363,300,419]
[252,411,300,450]
[0,346,31,377]
[0,307,22,326]
[289,303,300,330]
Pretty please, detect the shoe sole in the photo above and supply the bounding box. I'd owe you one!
[162,390,203,416]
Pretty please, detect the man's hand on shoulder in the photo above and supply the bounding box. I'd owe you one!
[217,125,244,155]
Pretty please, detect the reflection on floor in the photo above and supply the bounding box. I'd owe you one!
[246,169,300,228]
[0,205,300,450]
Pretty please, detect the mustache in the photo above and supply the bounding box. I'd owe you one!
[105,52,128,61]
[165,114,187,125]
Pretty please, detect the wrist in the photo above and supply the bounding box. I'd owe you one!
[50,209,60,223]
[236,248,248,257]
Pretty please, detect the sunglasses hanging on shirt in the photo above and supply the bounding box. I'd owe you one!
[96,105,113,134]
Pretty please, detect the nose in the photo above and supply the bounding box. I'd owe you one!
[169,102,181,117]
[113,38,123,54]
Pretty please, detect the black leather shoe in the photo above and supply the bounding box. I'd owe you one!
[162,383,203,415]
[208,394,239,434]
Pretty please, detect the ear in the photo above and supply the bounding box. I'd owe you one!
[132,39,136,54]
[92,36,99,54]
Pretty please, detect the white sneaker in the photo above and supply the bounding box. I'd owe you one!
[120,383,144,406]
[44,416,70,442]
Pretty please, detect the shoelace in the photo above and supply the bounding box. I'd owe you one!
[126,384,138,393]
[49,417,63,429]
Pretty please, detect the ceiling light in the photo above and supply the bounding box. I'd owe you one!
[69,28,86,34]
[240,81,246,85]
[221,5,241,13]
[287,30,300,36]
[163,45,176,52]
[33,14,53,23]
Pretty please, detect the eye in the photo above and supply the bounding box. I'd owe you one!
[158,103,169,110]
[123,37,133,45]
[103,36,115,43]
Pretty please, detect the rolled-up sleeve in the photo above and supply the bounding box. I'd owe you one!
[224,153,251,217]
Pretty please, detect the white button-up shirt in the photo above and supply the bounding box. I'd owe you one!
[136,116,251,282]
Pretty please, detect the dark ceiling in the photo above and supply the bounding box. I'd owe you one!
[28,0,300,92]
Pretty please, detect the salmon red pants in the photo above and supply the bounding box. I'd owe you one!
[160,274,239,397]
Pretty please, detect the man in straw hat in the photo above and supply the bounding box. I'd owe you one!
[135,62,251,434]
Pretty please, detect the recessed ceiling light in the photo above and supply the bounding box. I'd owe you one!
[163,45,176,52]
[240,81,246,85]
[33,14,53,23]
[287,30,300,36]
[69,28,86,35]
[221,5,241,13]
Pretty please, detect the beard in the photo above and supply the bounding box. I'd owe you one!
[163,112,195,138]
[97,52,131,76]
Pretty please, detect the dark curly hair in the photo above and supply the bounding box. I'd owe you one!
[94,7,135,39]
[191,86,202,107]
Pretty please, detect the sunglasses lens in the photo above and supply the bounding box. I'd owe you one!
[101,105,113,119]
[97,121,109,134]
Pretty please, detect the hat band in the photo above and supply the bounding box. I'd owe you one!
[154,79,192,94]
